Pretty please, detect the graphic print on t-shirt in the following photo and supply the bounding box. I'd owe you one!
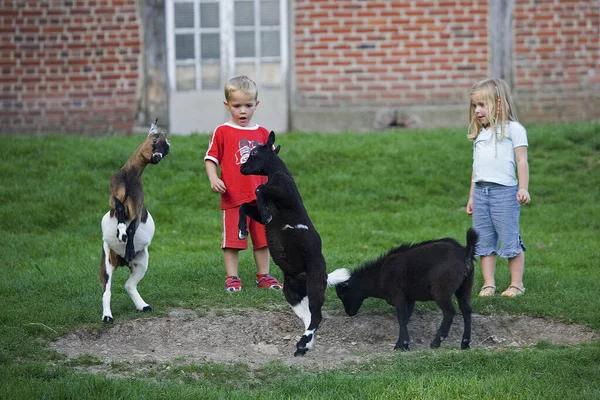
[235,138,261,165]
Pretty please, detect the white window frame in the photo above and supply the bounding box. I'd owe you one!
[165,0,288,92]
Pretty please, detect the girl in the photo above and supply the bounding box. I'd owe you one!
[466,78,531,297]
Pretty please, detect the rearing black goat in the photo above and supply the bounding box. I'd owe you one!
[335,228,478,351]
[239,131,349,356]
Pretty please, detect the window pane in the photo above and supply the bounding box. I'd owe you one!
[202,62,220,89]
[174,3,194,28]
[235,31,255,57]
[175,34,195,60]
[235,62,255,79]
[234,1,254,26]
[176,65,195,90]
[260,0,279,26]
[201,33,220,59]
[200,3,219,28]
[261,31,279,57]
[261,62,280,86]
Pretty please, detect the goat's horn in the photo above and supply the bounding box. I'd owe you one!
[149,118,159,134]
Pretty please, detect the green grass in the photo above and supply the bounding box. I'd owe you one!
[1,123,599,399]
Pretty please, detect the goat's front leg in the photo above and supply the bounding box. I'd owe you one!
[255,185,272,224]
[125,247,152,312]
[113,197,128,243]
[394,300,411,351]
[125,218,138,262]
[430,298,456,349]
[238,203,261,240]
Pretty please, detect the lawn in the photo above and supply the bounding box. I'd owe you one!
[0,122,598,399]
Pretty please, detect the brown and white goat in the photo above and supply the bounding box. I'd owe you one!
[100,119,170,323]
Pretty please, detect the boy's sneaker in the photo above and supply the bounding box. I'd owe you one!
[256,274,283,290]
[225,276,242,292]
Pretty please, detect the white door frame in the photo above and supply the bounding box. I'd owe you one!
[165,0,289,135]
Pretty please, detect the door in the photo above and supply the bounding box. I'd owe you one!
[166,0,289,135]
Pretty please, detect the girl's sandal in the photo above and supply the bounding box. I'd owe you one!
[501,285,526,297]
[478,285,496,297]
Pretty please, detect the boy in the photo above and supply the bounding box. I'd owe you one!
[204,75,283,292]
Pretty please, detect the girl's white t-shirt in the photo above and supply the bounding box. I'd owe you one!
[472,121,528,187]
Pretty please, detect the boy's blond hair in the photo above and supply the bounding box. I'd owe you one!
[224,75,258,101]
[468,78,519,141]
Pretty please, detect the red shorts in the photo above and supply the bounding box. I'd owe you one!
[222,205,268,250]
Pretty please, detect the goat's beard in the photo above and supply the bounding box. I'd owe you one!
[150,153,163,164]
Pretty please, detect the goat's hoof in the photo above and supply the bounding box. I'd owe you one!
[238,230,248,240]
[461,342,470,350]
[103,316,114,323]
[430,342,441,349]
[294,333,313,356]
[142,306,152,312]
[294,348,308,357]
[394,345,409,351]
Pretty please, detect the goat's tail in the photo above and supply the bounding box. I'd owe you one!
[327,268,351,286]
[465,228,478,275]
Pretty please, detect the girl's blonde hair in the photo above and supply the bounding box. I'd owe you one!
[224,75,258,101]
[468,78,519,141]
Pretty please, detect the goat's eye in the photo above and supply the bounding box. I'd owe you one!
[251,148,258,156]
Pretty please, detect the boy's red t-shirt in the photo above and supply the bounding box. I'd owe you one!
[204,123,269,210]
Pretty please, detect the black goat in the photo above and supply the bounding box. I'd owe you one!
[239,131,349,356]
[335,228,478,351]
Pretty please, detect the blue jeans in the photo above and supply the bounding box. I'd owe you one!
[472,183,526,259]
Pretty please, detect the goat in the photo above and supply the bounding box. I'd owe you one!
[238,131,350,356]
[100,119,170,323]
[334,228,478,351]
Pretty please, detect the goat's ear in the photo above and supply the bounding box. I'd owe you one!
[274,145,281,154]
[267,130,276,147]
[149,118,159,134]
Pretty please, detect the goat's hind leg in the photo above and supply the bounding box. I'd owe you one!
[455,277,474,349]
[294,267,327,356]
[283,276,312,356]
[430,298,456,349]
[292,296,313,356]
[125,247,152,312]
[101,243,116,323]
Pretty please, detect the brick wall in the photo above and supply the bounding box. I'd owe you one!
[294,0,489,108]
[0,0,142,135]
[292,0,600,131]
[514,0,600,122]
[2,0,598,135]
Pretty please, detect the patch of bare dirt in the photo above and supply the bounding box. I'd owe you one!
[50,308,598,371]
